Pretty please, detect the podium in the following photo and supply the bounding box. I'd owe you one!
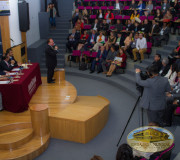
[54,68,65,82]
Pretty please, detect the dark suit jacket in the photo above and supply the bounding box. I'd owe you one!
[87,34,97,44]
[91,23,100,31]
[160,27,170,41]
[45,45,58,68]
[8,56,18,67]
[161,3,170,13]
[100,23,109,31]
[96,50,108,60]
[141,24,151,33]
[160,64,170,76]
[151,24,161,34]
[67,32,80,43]
[152,60,162,72]
[0,60,14,71]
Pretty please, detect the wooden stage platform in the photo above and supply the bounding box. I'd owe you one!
[0,70,110,160]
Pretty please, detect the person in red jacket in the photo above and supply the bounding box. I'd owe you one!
[106,47,127,77]
[104,9,114,24]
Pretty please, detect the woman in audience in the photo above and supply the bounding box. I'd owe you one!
[77,30,89,50]
[130,10,139,20]
[104,9,114,24]
[154,9,163,21]
[75,19,84,33]
[133,22,141,33]
[106,48,127,77]
[165,63,178,86]
[124,32,133,51]
[130,0,137,10]
[144,0,153,16]
[137,0,146,16]
[91,31,105,52]
[104,31,116,50]
[170,0,179,16]
[97,9,104,23]
[163,10,173,21]
[82,9,89,24]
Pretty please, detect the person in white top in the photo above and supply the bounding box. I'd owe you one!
[91,31,105,52]
[165,64,178,86]
[113,0,123,15]
[132,33,147,63]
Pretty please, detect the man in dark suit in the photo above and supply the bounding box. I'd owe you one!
[152,54,162,72]
[51,0,60,17]
[66,28,79,53]
[90,46,108,73]
[100,19,109,33]
[159,57,170,76]
[91,19,100,32]
[84,30,97,51]
[6,48,18,67]
[0,54,15,72]
[45,38,58,83]
[136,65,171,125]
[149,20,160,45]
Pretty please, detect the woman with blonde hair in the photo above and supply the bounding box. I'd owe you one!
[82,9,89,24]
[104,31,116,50]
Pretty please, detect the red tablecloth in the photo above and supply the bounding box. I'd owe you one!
[0,63,42,113]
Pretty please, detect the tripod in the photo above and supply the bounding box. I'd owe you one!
[116,95,143,147]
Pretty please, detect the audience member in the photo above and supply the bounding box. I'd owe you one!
[102,45,117,73]
[104,31,116,50]
[116,143,133,160]
[124,32,133,51]
[90,46,107,73]
[161,0,170,15]
[133,22,141,33]
[154,9,163,21]
[144,0,153,15]
[72,9,82,27]
[152,54,162,72]
[129,0,137,10]
[135,65,171,124]
[159,57,170,76]
[104,9,114,24]
[77,30,89,50]
[113,0,124,15]
[97,9,104,23]
[115,32,124,49]
[115,20,123,33]
[91,19,100,32]
[91,31,105,52]
[84,30,97,51]
[163,10,173,21]
[170,0,179,16]
[82,9,89,24]
[51,0,60,17]
[141,19,151,35]
[66,28,79,53]
[106,48,127,77]
[133,33,147,63]
[130,10,139,21]
[137,0,146,16]
[165,63,178,86]
[100,19,109,33]
[75,19,84,32]
[47,3,57,28]
[0,54,15,72]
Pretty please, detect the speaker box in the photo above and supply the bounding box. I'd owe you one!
[18,2,30,32]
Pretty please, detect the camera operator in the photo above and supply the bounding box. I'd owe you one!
[135,65,171,125]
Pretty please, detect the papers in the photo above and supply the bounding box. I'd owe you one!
[12,68,20,72]
[8,72,17,76]
[0,81,10,84]
[114,57,122,62]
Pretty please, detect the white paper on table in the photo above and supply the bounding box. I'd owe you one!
[114,57,122,62]
[12,68,20,72]
[0,81,10,84]
[8,72,17,76]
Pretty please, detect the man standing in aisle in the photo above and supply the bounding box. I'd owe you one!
[45,38,58,84]
[51,0,60,17]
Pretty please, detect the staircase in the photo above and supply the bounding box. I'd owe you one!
[40,0,74,74]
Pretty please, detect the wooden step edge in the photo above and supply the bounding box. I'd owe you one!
[97,95,110,104]
[0,128,34,150]
[0,134,50,160]
[0,122,32,134]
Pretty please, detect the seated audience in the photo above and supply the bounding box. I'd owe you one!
[100,19,109,33]
[149,20,160,44]
[163,10,172,21]
[125,19,135,32]
[90,46,108,73]
[115,20,123,33]
[47,3,57,28]
[77,30,89,50]
[161,0,170,15]
[154,9,163,21]
[159,57,170,76]
[130,10,139,21]
[75,19,84,32]
[104,9,114,24]
[106,48,127,77]
[0,54,15,71]
[144,0,153,15]
[126,33,139,59]
[129,0,137,10]
[72,9,82,27]
[91,31,105,52]
[84,30,97,51]
[141,19,151,35]
[102,45,117,73]
[170,0,179,16]
[165,63,178,86]
[115,32,124,49]
[133,33,147,63]
[124,32,133,51]
[104,31,116,50]
[97,9,104,23]
[137,0,146,16]
[113,0,124,15]
[133,22,141,33]
[152,54,162,72]
[91,19,100,32]
[66,28,79,53]
[153,22,170,47]
[82,9,89,24]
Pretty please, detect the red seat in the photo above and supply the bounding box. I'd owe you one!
[101,6,108,10]
[155,6,161,10]
[83,51,91,57]
[93,6,100,10]
[86,6,93,10]
[123,15,130,20]
[140,16,147,21]
[123,6,130,10]
[84,25,92,30]
[115,15,122,19]
[90,15,97,19]
[91,52,98,58]
[108,6,114,10]
[72,50,81,56]
[109,25,116,30]
[148,16,154,21]
[78,6,85,10]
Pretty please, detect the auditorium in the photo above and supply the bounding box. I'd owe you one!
[0,0,180,159]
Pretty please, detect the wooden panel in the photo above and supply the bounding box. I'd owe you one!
[0,16,10,53]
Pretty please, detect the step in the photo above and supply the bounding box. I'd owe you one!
[118,73,136,84]
[0,123,33,150]
[134,62,149,71]
[169,41,178,46]
[163,45,175,51]
[142,59,153,66]
[0,134,50,160]
[156,49,170,56]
